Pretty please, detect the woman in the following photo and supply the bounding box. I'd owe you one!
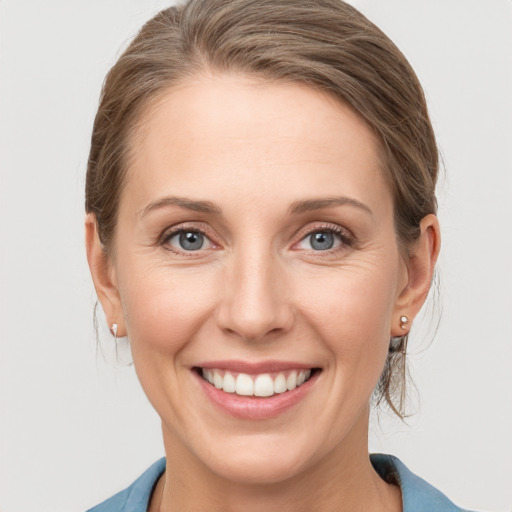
[84,0,471,510]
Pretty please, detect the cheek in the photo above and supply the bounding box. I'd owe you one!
[294,260,399,365]
[117,261,218,357]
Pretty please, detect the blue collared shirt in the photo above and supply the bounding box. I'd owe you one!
[86,454,475,511]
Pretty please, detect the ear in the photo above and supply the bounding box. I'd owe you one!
[391,214,441,337]
[85,213,126,336]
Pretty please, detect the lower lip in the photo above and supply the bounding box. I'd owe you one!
[194,370,320,420]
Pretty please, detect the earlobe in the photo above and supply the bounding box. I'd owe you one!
[391,214,441,337]
[85,214,126,336]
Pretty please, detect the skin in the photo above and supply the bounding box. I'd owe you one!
[86,73,440,512]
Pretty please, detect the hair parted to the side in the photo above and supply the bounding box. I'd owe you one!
[86,0,439,418]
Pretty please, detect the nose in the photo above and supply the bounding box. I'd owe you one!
[216,249,294,342]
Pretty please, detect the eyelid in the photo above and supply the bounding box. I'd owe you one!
[159,222,221,253]
[157,221,354,255]
[292,222,354,251]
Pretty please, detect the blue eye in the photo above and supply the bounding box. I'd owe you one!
[310,232,335,250]
[166,230,212,251]
[297,229,346,251]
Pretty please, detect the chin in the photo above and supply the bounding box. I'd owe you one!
[207,446,310,485]
[182,425,330,487]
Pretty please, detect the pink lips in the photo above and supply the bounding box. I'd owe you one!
[193,360,320,420]
[197,360,314,373]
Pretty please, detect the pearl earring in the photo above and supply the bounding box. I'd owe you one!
[399,316,409,330]
[111,323,118,342]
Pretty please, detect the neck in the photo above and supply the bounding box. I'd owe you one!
[153,410,401,512]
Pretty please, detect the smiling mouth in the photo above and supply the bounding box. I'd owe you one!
[195,367,321,398]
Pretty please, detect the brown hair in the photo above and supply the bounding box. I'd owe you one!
[86,0,438,417]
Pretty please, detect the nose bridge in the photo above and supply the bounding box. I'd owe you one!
[218,241,292,341]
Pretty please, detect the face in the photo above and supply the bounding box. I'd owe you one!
[98,74,413,484]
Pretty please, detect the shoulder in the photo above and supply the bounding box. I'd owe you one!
[371,453,477,512]
[85,458,166,512]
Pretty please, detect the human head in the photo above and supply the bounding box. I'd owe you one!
[85,0,439,417]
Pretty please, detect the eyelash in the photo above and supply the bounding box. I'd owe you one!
[159,223,218,256]
[158,222,354,255]
[293,223,354,254]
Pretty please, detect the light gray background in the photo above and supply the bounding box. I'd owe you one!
[1,1,511,511]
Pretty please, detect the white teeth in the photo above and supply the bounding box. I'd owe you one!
[286,371,298,391]
[204,369,214,385]
[236,373,254,396]
[254,374,274,397]
[213,370,223,389]
[274,373,287,393]
[297,369,311,385]
[201,368,314,397]
[223,371,236,393]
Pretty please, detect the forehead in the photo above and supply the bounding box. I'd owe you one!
[123,73,391,216]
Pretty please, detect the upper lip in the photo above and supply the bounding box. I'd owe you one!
[195,360,318,374]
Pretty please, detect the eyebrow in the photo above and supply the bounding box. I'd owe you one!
[140,196,222,218]
[288,197,373,216]
[140,195,372,218]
